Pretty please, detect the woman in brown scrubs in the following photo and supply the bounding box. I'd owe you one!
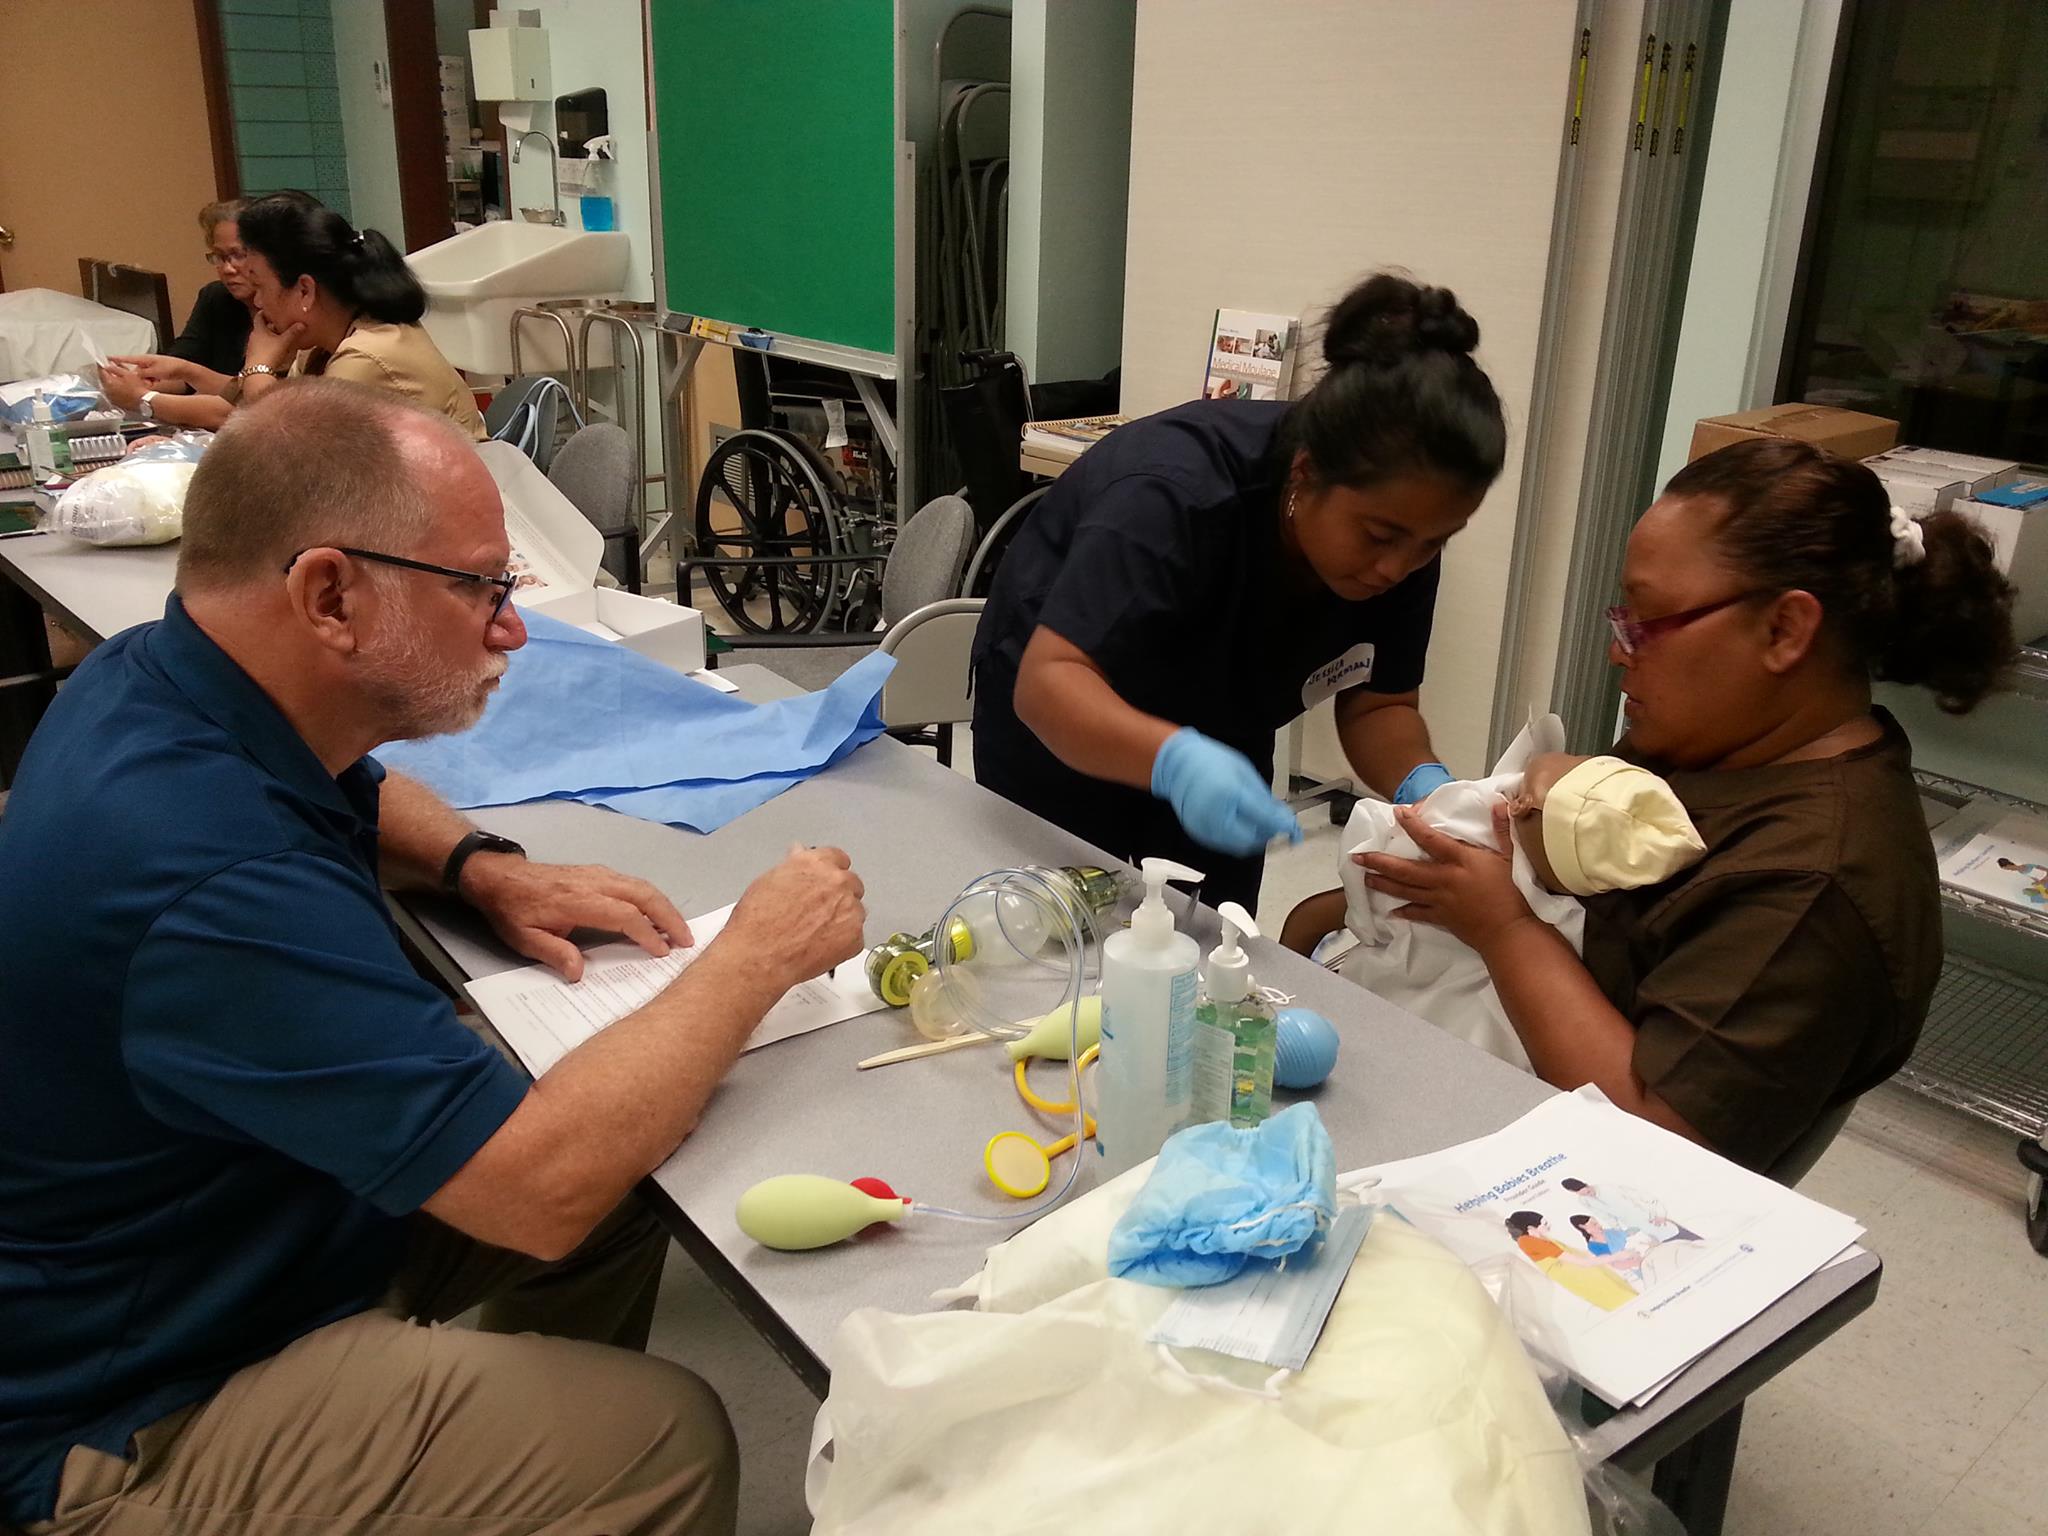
[1359,438,2017,1172]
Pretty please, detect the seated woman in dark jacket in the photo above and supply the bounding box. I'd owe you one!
[164,199,257,379]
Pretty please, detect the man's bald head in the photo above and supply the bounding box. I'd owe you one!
[176,378,476,593]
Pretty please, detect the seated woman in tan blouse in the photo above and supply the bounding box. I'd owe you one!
[1355,439,2016,1173]
[157,193,486,441]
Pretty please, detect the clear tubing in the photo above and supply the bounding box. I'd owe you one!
[974,865,1121,986]
[903,867,1094,1227]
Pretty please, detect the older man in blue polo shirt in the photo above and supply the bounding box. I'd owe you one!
[0,379,867,1536]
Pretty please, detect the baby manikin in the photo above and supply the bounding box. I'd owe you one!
[1335,716,1707,1071]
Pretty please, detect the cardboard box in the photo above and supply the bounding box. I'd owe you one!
[476,441,709,676]
[1689,404,1899,464]
[521,587,707,674]
[1972,475,2048,511]
[1866,446,2020,496]
[1951,497,2048,645]
[1868,463,1967,514]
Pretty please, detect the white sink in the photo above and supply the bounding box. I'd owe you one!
[408,223,631,376]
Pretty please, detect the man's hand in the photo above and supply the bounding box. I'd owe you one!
[462,855,691,982]
[1355,802,1537,950]
[722,845,867,991]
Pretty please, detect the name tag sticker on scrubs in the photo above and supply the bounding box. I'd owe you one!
[1148,1204,1373,1371]
[1301,643,1376,707]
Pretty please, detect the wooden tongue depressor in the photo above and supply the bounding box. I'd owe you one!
[855,1032,995,1070]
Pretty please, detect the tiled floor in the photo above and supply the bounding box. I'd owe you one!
[635,731,2048,1535]
[1724,1090,2046,1536]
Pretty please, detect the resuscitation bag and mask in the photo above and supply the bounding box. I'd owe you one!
[739,865,1139,1250]
[861,864,1132,1029]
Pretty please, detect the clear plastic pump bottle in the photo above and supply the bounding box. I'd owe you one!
[1190,901,1278,1128]
[1095,857,1203,1178]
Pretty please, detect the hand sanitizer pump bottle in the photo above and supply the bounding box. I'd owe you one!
[1095,857,1203,1178]
[1191,901,1278,1128]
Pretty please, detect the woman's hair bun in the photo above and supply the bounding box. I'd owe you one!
[1322,271,1481,368]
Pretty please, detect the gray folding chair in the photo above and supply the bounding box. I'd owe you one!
[708,495,982,761]
[546,422,640,591]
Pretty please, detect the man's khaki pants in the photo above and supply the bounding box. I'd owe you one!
[29,1198,738,1536]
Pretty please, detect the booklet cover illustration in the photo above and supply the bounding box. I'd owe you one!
[1350,1090,1863,1405]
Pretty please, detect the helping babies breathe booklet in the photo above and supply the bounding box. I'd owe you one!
[1344,1087,1863,1407]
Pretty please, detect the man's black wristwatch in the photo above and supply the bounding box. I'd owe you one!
[442,830,526,894]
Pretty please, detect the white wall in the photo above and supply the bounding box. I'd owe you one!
[1650,0,1843,490]
[1120,0,1580,777]
[331,0,406,243]
[492,0,652,301]
[1006,0,1136,380]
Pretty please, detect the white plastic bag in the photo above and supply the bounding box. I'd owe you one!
[48,460,196,546]
[808,1172,1591,1536]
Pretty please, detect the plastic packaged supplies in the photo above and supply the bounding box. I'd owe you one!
[46,460,198,546]
[120,430,213,465]
[804,1156,1595,1536]
[0,373,105,426]
[1106,1101,1336,1287]
[373,611,894,833]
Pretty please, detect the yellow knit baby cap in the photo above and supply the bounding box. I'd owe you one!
[1541,757,1708,897]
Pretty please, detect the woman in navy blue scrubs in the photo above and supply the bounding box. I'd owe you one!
[971,274,1509,908]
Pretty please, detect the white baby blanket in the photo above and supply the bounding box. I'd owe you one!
[1337,715,1582,1072]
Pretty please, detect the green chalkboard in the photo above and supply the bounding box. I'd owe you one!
[650,1,897,358]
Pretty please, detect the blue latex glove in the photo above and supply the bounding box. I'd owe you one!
[1392,761,1456,805]
[1107,1103,1338,1287]
[1150,727,1304,857]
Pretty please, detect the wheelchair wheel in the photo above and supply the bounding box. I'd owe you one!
[693,429,847,634]
[963,484,1049,597]
[2021,1137,2048,1255]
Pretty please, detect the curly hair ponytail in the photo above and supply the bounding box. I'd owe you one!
[1663,438,2017,714]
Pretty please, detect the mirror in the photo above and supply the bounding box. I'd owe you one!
[555,87,609,157]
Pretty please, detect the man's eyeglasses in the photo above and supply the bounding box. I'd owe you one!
[284,547,518,623]
[1605,590,1771,658]
[204,248,249,268]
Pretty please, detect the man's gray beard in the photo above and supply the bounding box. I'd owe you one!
[358,602,506,740]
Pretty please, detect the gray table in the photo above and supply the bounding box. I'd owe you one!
[0,533,179,780]
[395,665,1880,1521]
[0,532,177,642]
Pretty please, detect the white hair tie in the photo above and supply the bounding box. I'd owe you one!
[1889,505,1926,569]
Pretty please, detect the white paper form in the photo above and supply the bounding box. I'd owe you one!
[465,903,884,1079]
